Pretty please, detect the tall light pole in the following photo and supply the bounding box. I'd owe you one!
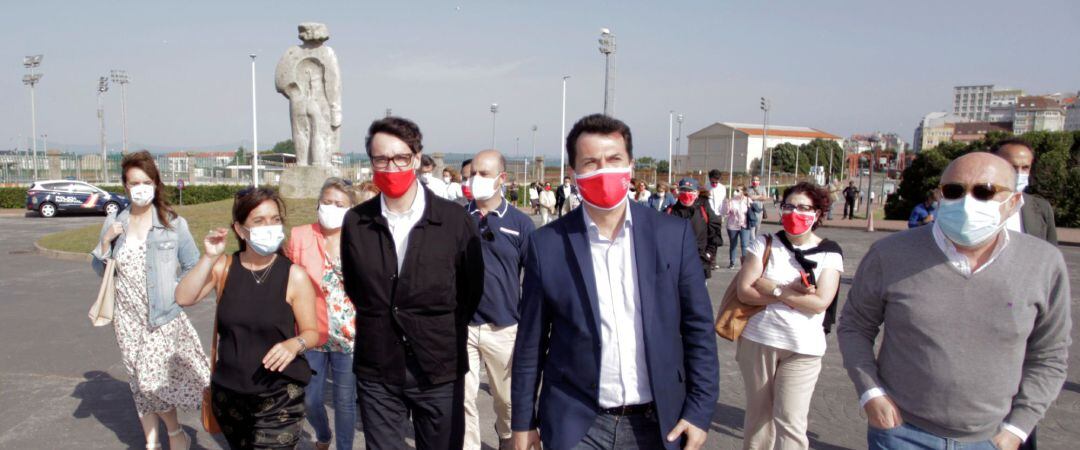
[675,114,684,178]
[530,125,537,184]
[667,111,674,185]
[489,103,499,149]
[598,29,616,116]
[760,97,771,193]
[23,55,43,180]
[560,75,570,181]
[41,133,48,178]
[794,143,800,180]
[250,54,259,187]
[110,70,131,154]
[728,127,735,196]
[866,134,879,231]
[97,76,110,182]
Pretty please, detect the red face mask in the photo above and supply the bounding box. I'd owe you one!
[544,186,551,191]
[782,210,817,236]
[575,167,632,210]
[752,180,761,187]
[677,191,698,206]
[373,169,416,199]
[462,185,473,200]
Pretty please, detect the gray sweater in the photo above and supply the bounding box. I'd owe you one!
[838,226,1071,441]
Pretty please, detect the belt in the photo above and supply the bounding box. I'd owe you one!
[600,402,654,416]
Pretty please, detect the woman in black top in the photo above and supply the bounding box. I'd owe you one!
[176,187,318,449]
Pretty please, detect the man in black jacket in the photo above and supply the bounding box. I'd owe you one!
[667,177,712,279]
[342,116,485,450]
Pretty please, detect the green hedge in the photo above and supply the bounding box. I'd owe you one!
[0,184,246,209]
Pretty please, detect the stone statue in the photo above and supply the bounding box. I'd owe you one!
[275,22,342,167]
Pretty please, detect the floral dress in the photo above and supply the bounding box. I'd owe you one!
[113,237,211,416]
[317,251,355,353]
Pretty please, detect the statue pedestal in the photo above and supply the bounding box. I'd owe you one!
[279,166,340,199]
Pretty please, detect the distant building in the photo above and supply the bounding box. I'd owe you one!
[914,112,969,152]
[953,85,995,121]
[1066,95,1080,131]
[846,133,906,153]
[1013,96,1066,133]
[952,122,1014,143]
[685,123,842,174]
[988,88,1024,122]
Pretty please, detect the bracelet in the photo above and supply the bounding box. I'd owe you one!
[294,337,307,355]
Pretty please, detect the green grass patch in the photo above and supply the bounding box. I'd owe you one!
[38,198,321,255]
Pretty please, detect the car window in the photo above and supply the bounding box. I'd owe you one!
[42,182,67,191]
[71,183,97,194]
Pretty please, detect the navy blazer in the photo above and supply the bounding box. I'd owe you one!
[511,201,719,450]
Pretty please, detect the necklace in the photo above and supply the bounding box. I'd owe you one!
[245,254,276,284]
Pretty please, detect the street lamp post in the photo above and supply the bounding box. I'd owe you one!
[250,54,259,187]
[866,135,879,232]
[675,114,684,178]
[760,97,771,193]
[23,55,43,180]
[530,125,537,184]
[97,76,109,182]
[110,70,131,154]
[560,75,570,181]
[490,103,499,149]
[667,111,674,185]
[598,29,616,116]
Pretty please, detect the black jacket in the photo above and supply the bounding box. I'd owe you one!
[666,201,712,278]
[1021,192,1057,245]
[341,186,485,386]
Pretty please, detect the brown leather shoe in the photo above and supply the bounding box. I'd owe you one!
[314,442,331,450]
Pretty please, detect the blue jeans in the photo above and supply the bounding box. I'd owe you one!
[304,350,357,449]
[572,411,665,450]
[868,423,998,450]
[727,228,751,266]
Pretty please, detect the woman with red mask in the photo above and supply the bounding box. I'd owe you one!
[730,182,844,450]
[538,182,557,224]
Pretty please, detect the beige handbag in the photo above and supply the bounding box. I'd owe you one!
[88,257,117,327]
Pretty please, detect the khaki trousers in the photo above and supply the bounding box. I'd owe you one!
[736,338,822,450]
[463,323,517,450]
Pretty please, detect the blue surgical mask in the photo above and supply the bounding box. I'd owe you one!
[1016,173,1030,193]
[245,224,285,256]
[935,195,1007,247]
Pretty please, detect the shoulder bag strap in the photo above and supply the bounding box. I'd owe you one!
[209,255,232,371]
[762,233,773,267]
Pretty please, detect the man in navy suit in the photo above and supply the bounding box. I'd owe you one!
[511,114,719,450]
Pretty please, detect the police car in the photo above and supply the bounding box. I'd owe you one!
[26,180,130,218]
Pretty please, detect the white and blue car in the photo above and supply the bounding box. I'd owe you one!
[25,180,130,218]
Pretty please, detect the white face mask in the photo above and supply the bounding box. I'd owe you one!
[317,204,349,230]
[443,175,452,184]
[244,224,285,256]
[420,173,433,184]
[470,175,501,201]
[129,184,155,207]
[1016,172,1029,192]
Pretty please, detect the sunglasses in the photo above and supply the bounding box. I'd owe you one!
[938,182,1013,201]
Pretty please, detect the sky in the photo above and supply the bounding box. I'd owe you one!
[2,0,1078,160]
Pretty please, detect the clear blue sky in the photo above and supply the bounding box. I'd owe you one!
[2,0,1078,160]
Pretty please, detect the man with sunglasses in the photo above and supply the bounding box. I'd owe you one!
[839,152,1071,450]
[462,149,536,450]
[341,116,485,450]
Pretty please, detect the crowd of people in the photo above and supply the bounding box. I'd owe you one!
[88,115,1069,450]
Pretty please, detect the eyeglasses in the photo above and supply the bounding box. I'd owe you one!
[780,203,816,213]
[371,153,415,170]
[939,182,1013,201]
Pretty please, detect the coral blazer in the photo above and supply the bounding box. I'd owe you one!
[285,223,333,347]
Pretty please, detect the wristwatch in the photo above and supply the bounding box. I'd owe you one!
[295,337,308,355]
[771,287,783,297]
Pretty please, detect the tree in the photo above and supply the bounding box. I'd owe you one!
[270,139,295,155]
[234,146,248,166]
[656,160,670,175]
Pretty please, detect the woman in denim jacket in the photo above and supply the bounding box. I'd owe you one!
[90,151,209,450]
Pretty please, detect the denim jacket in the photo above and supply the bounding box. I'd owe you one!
[90,206,200,328]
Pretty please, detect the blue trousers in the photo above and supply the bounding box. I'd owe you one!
[572,411,665,450]
[868,423,998,450]
[304,350,357,450]
[727,228,751,266]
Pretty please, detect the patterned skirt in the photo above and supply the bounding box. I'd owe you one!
[211,382,306,449]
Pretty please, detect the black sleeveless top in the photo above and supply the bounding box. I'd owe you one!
[213,253,311,394]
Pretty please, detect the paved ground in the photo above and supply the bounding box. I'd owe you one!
[1,210,1078,449]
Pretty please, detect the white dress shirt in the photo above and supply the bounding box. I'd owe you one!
[582,206,653,408]
[380,181,426,273]
[861,222,1026,442]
